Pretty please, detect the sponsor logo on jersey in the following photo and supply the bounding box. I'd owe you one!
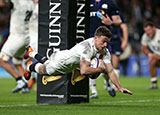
[102,4,108,9]
[90,11,97,17]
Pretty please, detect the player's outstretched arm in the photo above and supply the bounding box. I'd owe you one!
[105,63,133,95]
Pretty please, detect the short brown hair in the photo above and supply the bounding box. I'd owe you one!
[94,26,112,39]
[144,21,154,28]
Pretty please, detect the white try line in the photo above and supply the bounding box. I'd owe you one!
[0,104,48,108]
[93,99,160,104]
[1,99,160,108]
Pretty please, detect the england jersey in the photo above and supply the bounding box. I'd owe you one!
[141,29,160,55]
[90,0,120,37]
[46,38,111,75]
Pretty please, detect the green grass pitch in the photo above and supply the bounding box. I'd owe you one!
[0,76,160,115]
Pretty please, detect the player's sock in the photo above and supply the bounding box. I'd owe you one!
[28,62,41,73]
[15,76,22,81]
[89,78,98,95]
[151,77,157,86]
[34,54,48,64]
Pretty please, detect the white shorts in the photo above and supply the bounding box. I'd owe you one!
[45,51,78,75]
[0,0,34,61]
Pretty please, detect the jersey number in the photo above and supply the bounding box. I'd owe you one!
[25,11,33,22]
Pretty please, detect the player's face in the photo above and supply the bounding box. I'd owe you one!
[94,36,110,51]
[95,0,101,2]
[144,26,156,38]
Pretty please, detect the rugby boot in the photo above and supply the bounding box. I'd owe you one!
[24,46,33,59]
[24,61,32,80]
[90,93,98,99]
[12,79,28,93]
[105,84,116,97]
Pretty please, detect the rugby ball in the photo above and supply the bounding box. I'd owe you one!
[89,58,103,79]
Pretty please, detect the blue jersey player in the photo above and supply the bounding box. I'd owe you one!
[89,0,128,98]
[90,0,122,37]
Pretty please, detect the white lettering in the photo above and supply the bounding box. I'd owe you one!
[49,1,62,55]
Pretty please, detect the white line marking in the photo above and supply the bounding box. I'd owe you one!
[0,104,48,108]
[1,99,160,108]
[93,99,160,104]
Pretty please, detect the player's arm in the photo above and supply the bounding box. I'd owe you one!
[101,14,122,27]
[141,44,151,56]
[105,63,133,95]
[142,44,160,60]
[120,23,128,50]
[80,59,105,75]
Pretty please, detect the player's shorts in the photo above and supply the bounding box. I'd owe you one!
[0,0,34,61]
[0,34,29,61]
[45,51,76,75]
[107,39,122,56]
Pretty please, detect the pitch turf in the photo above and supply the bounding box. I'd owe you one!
[0,77,160,115]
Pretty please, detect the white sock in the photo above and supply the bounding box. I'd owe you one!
[29,52,37,58]
[35,63,42,73]
[151,77,157,82]
[22,77,28,83]
[89,78,97,94]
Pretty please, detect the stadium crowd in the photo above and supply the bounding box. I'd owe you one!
[116,0,160,53]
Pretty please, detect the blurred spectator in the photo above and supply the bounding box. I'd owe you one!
[0,0,11,50]
[116,0,160,44]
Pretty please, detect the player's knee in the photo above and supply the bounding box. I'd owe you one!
[0,52,11,62]
[12,57,23,65]
[149,59,156,66]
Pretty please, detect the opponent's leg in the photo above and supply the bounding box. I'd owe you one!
[89,78,98,99]
[148,59,158,89]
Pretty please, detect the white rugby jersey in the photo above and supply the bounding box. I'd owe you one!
[141,29,160,55]
[47,38,111,75]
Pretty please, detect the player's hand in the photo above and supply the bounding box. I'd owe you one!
[101,14,113,26]
[119,88,133,95]
[121,40,128,50]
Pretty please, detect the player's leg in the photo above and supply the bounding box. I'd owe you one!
[0,31,28,93]
[13,57,29,93]
[0,53,27,93]
[89,78,98,99]
[24,46,49,64]
[111,54,120,79]
[24,60,48,80]
[148,59,158,89]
